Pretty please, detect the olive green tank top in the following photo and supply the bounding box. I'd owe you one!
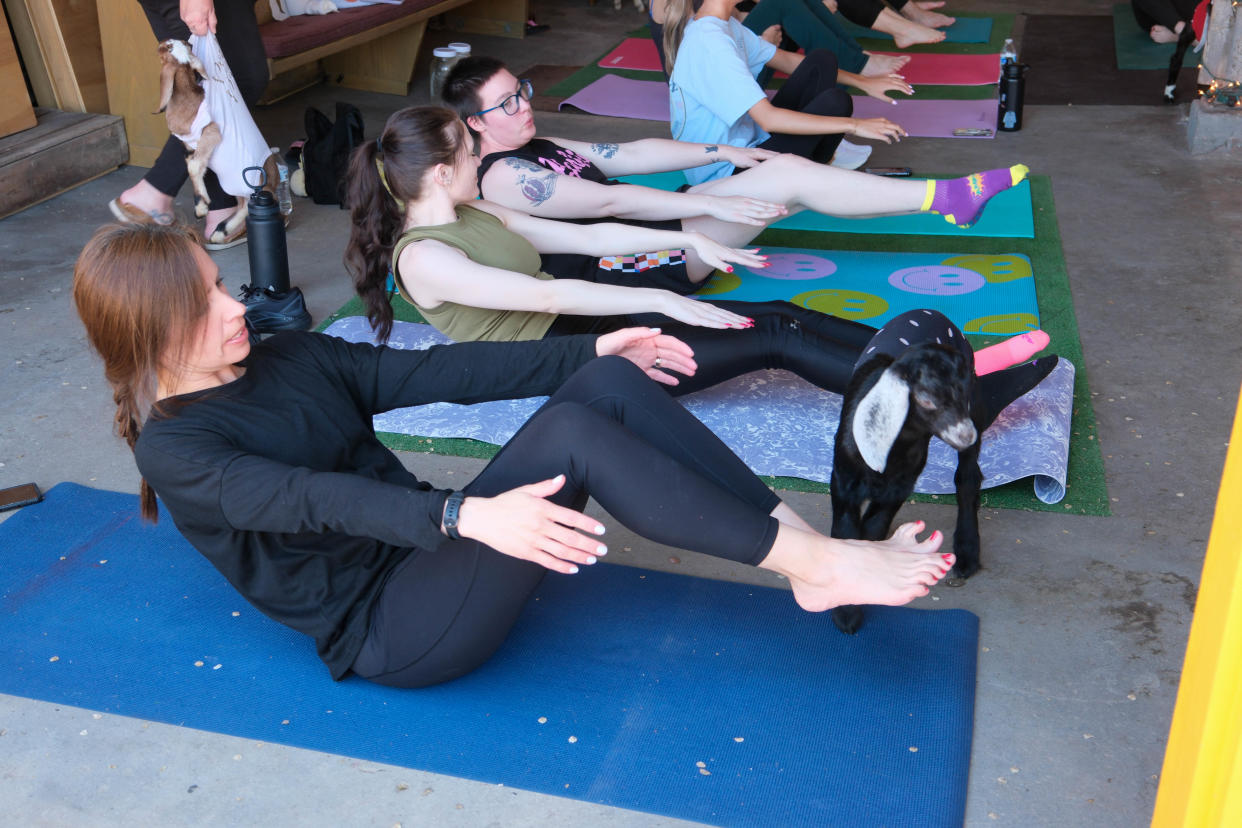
[391,204,557,343]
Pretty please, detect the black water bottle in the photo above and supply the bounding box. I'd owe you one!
[244,166,290,293]
[997,63,1028,132]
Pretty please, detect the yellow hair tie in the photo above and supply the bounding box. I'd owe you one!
[375,157,406,211]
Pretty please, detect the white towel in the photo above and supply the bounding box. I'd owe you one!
[186,33,273,197]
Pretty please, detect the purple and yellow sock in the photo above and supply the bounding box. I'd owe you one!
[921,164,1029,228]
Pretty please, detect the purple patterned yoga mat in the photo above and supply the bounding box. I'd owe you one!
[325,318,1074,503]
[560,74,997,138]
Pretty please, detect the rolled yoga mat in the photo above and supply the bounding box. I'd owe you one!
[837,13,994,44]
[4,482,980,827]
[561,73,1002,131]
[325,317,1075,504]
[614,171,1036,239]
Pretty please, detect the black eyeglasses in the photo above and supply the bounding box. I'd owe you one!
[474,79,534,117]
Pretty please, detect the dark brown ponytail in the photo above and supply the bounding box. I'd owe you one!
[343,106,466,343]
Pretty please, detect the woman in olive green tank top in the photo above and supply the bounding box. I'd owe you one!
[344,107,1057,404]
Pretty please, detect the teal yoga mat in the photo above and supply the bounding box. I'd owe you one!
[1112,2,1199,69]
[616,171,1036,238]
[0,483,980,827]
[837,13,993,44]
[700,245,1039,333]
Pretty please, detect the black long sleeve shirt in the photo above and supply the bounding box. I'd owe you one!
[134,331,597,679]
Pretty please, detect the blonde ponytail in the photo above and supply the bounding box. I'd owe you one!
[663,0,696,73]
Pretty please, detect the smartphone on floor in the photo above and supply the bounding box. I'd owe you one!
[0,483,43,512]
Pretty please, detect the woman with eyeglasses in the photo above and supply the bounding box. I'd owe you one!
[440,58,1030,295]
[343,106,1056,446]
[73,221,956,688]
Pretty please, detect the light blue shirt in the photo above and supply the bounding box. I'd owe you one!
[669,16,777,185]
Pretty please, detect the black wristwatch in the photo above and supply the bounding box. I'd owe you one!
[442,491,466,540]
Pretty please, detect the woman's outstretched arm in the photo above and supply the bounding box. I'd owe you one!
[396,236,751,329]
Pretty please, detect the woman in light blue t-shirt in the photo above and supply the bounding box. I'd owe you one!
[664,0,912,185]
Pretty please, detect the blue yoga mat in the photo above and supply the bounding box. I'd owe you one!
[837,14,993,44]
[2,483,980,826]
[616,171,1036,238]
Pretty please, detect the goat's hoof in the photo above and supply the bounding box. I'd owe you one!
[194,201,208,218]
[831,605,864,634]
[944,560,980,587]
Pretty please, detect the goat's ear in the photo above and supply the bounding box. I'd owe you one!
[156,63,175,113]
[852,367,909,473]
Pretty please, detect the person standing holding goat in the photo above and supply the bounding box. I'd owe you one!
[108,0,268,250]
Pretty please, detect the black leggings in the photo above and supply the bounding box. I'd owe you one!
[1131,0,1198,31]
[138,0,269,210]
[350,358,782,688]
[757,50,853,165]
[546,299,877,397]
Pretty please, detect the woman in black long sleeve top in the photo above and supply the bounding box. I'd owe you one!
[74,223,951,687]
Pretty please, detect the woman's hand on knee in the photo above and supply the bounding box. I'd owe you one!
[704,194,787,227]
[456,476,608,575]
[596,327,698,385]
[717,146,781,170]
[853,73,915,105]
[686,233,770,273]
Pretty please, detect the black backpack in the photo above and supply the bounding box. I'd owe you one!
[302,102,365,206]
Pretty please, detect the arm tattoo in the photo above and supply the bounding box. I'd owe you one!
[704,145,718,154]
[590,142,620,159]
[503,157,558,207]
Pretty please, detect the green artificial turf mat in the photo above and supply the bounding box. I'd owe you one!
[318,176,1106,515]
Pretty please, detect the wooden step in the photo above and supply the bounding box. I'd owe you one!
[0,108,127,219]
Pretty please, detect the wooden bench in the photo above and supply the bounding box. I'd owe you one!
[97,0,527,167]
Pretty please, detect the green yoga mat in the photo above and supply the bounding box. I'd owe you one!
[1113,2,1199,69]
[317,176,1106,516]
[853,12,1014,54]
[615,170,1035,238]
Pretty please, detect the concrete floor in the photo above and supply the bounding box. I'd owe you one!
[2,1,1240,824]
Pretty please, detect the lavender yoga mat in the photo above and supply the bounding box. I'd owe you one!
[597,37,663,73]
[853,96,997,138]
[562,74,997,136]
[559,74,671,121]
[323,318,1074,503]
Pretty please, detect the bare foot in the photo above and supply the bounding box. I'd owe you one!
[862,52,911,76]
[764,521,952,612]
[902,1,956,30]
[1149,23,1183,44]
[204,199,245,241]
[875,9,947,49]
[115,179,175,225]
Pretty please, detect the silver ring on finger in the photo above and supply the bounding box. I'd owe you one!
[654,357,662,368]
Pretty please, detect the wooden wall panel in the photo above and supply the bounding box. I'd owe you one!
[0,10,38,138]
[14,0,109,113]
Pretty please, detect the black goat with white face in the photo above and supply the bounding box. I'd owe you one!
[829,311,1056,635]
